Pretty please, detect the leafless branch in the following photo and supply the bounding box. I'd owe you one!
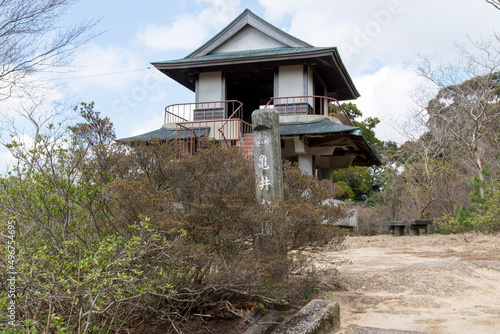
[486,0,500,10]
[0,0,100,100]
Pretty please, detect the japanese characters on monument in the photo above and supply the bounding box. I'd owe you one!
[256,133,272,192]
[252,108,283,205]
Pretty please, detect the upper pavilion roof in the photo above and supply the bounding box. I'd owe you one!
[152,9,360,100]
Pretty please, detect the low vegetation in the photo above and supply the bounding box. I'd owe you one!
[0,104,347,333]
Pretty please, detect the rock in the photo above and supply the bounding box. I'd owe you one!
[242,311,284,334]
[273,299,340,334]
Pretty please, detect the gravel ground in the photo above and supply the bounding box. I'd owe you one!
[316,233,500,334]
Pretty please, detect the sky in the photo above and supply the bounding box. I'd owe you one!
[1,0,500,169]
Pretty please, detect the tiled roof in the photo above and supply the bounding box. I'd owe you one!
[280,118,360,136]
[153,47,336,66]
[116,127,210,142]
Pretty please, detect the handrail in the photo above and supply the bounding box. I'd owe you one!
[176,123,198,154]
[223,100,244,121]
[164,106,188,123]
[265,95,353,126]
[166,100,250,156]
[164,100,244,123]
[217,101,244,146]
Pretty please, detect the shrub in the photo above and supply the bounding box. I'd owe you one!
[435,169,500,234]
[0,105,347,333]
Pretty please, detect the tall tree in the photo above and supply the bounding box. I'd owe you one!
[341,102,383,148]
[424,73,500,181]
[415,34,500,187]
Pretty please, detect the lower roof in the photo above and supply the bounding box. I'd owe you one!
[116,118,381,167]
[115,127,210,142]
[279,117,360,136]
[280,118,381,167]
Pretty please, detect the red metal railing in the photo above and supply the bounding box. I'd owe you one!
[166,100,252,156]
[217,102,252,147]
[164,100,243,123]
[265,95,353,126]
[165,96,353,156]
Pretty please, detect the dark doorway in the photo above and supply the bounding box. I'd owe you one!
[313,75,327,115]
[225,68,274,124]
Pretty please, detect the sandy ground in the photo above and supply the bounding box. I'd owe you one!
[317,233,500,334]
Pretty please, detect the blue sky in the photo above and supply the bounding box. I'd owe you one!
[1,0,500,168]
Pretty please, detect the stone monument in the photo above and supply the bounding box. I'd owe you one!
[252,108,285,278]
[252,108,284,205]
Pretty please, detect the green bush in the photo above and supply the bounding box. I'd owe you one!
[435,168,500,234]
[0,104,347,333]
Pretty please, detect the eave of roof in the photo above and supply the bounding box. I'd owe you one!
[279,118,382,166]
[152,46,335,68]
[115,118,381,167]
[279,117,360,136]
[152,46,360,100]
[115,127,210,142]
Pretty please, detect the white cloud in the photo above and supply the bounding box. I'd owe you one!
[351,64,428,143]
[130,112,165,137]
[0,72,64,121]
[65,44,150,92]
[259,0,500,76]
[0,133,35,173]
[134,1,240,52]
[255,0,500,144]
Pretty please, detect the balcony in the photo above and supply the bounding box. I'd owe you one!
[163,96,352,156]
[265,95,353,126]
[164,100,252,156]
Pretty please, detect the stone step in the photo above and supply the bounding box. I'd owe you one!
[238,133,254,157]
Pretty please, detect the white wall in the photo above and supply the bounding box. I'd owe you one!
[298,154,314,175]
[212,26,286,53]
[278,65,304,97]
[197,72,223,103]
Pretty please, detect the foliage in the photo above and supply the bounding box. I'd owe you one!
[340,102,383,148]
[399,158,465,219]
[436,167,500,233]
[424,71,500,178]
[280,161,347,251]
[355,203,384,236]
[471,185,500,232]
[0,103,347,333]
[328,103,385,203]
[331,166,380,202]
[365,36,500,226]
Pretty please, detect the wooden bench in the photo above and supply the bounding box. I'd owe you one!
[384,220,432,236]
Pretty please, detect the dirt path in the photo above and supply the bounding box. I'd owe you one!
[318,233,500,334]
